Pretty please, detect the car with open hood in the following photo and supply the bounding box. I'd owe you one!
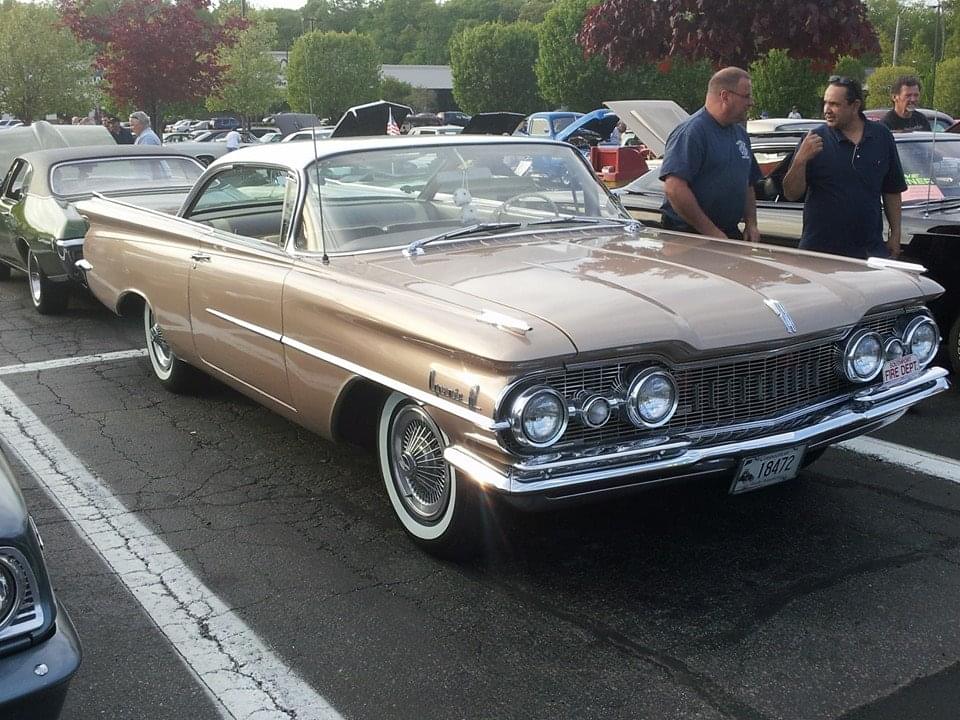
[0,145,205,313]
[0,446,81,719]
[74,135,950,557]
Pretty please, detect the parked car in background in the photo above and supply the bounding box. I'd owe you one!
[436,111,470,126]
[616,130,960,373]
[0,446,81,719]
[281,126,335,143]
[164,119,194,133]
[247,127,277,139]
[408,125,463,136]
[0,145,205,313]
[210,117,241,130]
[864,108,955,132]
[400,112,442,134]
[76,135,949,557]
[162,132,194,143]
[0,119,24,130]
[517,111,583,139]
[747,118,826,134]
[258,132,283,143]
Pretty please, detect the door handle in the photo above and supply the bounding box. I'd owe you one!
[191,252,212,262]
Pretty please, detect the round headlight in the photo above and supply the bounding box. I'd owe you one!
[510,386,568,448]
[0,561,16,628]
[883,337,904,362]
[903,316,939,367]
[579,394,612,428]
[625,368,678,427]
[843,330,884,382]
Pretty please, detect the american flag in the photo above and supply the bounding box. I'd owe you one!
[386,108,400,136]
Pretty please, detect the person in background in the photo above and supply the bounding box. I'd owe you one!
[225,128,241,151]
[881,75,931,132]
[782,76,906,259]
[605,120,626,146]
[105,115,134,144]
[129,111,161,145]
[659,66,762,241]
[788,106,802,119]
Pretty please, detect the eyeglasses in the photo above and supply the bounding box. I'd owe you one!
[829,75,857,87]
[725,89,753,101]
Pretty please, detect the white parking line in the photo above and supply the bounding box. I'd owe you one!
[0,381,345,720]
[0,349,148,376]
[839,436,960,485]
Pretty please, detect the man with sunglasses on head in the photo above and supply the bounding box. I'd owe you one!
[659,66,762,241]
[782,76,906,259]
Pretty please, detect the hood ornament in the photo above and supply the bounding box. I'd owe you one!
[764,299,798,334]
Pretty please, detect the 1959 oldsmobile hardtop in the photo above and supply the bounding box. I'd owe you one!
[76,136,950,555]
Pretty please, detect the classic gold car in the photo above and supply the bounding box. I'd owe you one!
[76,136,950,556]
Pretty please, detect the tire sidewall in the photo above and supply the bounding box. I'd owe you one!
[144,303,174,382]
[949,313,960,376]
[378,392,458,542]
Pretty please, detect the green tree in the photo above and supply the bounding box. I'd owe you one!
[536,0,623,111]
[750,49,828,118]
[287,30,380,118]
[206,17,283,125]
[864,64,917,109]
[933,56,960,116]
[380,76,414,105]
[259,8,304,50]
[638,60,714,113]
[450,22,541,114]
[369,0,439,63]
[833,55,867,84]
[0,3,94,121]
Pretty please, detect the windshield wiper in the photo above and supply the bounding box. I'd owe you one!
[527,216,643,231]
[906,196,960,212]
[403,222,522,256]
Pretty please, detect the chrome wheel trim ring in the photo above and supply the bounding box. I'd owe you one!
[388,404,450,522]
[27,254,42,305]
[144,305,173,374]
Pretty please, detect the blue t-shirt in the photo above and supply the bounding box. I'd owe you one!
[797,120,906,259]
[659,108,762,237]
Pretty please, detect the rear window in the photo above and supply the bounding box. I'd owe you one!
[50,157,203,197]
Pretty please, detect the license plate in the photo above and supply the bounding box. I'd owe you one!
[730,446,805,494]
[882,354,920,386]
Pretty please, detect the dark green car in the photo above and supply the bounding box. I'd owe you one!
[0,145,205,313]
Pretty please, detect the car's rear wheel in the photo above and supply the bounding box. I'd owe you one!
[27,251,68,314]
[948,313,960,376]
[144,303,199,393]
[378,392,479,557]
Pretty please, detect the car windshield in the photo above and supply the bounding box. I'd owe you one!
[304,142,628,253]
[50,157,203,197]
[897,137,960,204]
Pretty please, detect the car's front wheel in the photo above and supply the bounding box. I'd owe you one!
[948,313,960,376]
[144,303,199,393]
[378,392,480,557]
[27,251,68,314]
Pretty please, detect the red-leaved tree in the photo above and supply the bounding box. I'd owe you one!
[578,0,879,72]
[59,0,246,130]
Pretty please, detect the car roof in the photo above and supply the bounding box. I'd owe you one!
[206,134,566,172]
[17,144,205,169]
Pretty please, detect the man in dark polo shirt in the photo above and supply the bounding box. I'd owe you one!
[782,76,906,259]
[881,75,931,132]
[660,66,762,241]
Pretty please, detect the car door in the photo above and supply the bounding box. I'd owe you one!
[0,159,32,267]
[181,164,300,410]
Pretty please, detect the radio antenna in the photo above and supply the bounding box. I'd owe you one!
[309,98,329,264]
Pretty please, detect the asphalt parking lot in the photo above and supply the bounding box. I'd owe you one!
[1,273,959,720]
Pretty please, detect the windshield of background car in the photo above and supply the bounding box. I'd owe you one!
[50,157,203,198]
[897,137,960,204]
[303,142,628,253]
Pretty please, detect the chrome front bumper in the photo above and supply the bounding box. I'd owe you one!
[445,366,950,501]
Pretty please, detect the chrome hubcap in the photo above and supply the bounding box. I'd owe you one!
[28,256,41,303]
[147,310,172,370]
[389,405,449,522]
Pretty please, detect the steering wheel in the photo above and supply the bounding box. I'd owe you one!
[496,193,561,223]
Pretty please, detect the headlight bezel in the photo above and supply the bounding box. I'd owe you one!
[509,385,569,448]
[902,315,939,367]
[0,554,22,633]
[624,367,679,428]
[842,329,884,383]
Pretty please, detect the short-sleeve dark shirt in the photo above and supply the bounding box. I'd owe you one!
[798,119,907,259]
[659,108,762,238]
[880,109,931,132]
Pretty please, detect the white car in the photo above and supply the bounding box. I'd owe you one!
[408,125,464,136]
[280,127,335,143]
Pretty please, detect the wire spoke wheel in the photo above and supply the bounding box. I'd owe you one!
[389,404,450,522]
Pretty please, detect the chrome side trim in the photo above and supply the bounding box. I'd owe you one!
[445,366,950,494]
[283,336,508,432]
[75,259,92,271]
[55,238,85,249]
[206,309,282,342]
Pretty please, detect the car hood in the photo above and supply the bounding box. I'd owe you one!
[555,109,619,143]
[0,121,114,184]
[602,100,689,156]
[358,227,940,357]
[461,112,525,136]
